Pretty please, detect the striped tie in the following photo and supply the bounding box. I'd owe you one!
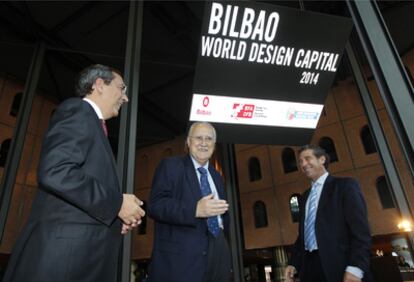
[197,167,220,237]
[304,183,319,251]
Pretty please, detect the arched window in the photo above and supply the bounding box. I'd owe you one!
[253,201,268,228]
[0,139,12,167]
[282,147,298,174]
[248,157,262,182]
[137,200,147,235]
[289,194,300,223]
[360,125,377,154]
[376,176,395,209]
[10,92,22,117]
[319,137,338,163]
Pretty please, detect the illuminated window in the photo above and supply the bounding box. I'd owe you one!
[253,201,268,228]
[282,147,298,174]
[376,176,395,209]
[248,157,262,182]
[289,194,300,223]
[10,92,22,117]
[319,137,338,163]
[361,125,377,154]
[0,139,12,167]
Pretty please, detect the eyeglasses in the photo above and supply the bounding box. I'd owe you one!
[190,135,215,144]
[117,84,127,95]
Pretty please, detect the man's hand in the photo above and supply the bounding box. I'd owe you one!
[284,265,296,282]
[196,194,229,218]
[118,194,145,225]
[344,271,361,282]
[121,223,132,234]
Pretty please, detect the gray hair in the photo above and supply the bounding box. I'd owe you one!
[185,122,217,149]
[76,64,121,97]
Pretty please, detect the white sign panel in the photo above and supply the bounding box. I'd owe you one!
[189,94,324,129]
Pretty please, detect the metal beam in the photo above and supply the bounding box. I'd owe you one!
[221,143,245,282]
[345,40,414,247]
[346,0,414,177]
[117,1,143,282]
[0,42,45,241]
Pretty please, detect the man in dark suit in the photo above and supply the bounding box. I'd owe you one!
[148,122,231,282]
[4,64,145,281]
[285,145,371,282]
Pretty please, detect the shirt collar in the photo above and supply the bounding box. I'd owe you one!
[83,98,104,120]
[190,155,209,171]
[312,172,329,187]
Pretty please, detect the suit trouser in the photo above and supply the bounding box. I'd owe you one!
[300,250,328,282]
[205,230,231,282]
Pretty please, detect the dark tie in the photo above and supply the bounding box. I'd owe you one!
[197,167,220,237]
[100,119,108,137]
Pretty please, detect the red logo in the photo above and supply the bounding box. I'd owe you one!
[202,96,209,107]
[232,103,255,119]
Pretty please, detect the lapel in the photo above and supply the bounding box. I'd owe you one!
[209,165,225,200]
[300,189,311,230]
[316,175,335,218]
[83,102,118,177]
[183,155,203,201]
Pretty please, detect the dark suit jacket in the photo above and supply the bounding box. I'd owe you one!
[148,155,229,282]
[4,98,123,282]
[290,175,372,282]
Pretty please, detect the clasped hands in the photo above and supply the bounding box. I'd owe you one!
[196,194,229,218]
[118,194,145,234]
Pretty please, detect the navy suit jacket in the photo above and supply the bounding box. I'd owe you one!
[4,98,123,282]
[148,155,229,282]
[290,175,372,282]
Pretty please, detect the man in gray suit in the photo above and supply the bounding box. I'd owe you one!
[4,64,145,281]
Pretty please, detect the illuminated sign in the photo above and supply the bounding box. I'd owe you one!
[190,1,352,145]
[190,94,323,129]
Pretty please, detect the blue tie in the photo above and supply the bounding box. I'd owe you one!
[304,183,319,251]
[197,167,220,237]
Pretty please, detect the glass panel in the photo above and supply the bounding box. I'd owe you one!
[0,39,34,258]
[0,1,132,274]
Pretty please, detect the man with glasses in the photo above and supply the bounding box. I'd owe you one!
[148,122,231,282]
[4,64,145,282]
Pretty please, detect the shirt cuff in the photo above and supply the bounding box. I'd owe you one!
[346,266,363,279]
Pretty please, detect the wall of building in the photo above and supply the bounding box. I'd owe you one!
[235,49,414,250]
[1,49,414,259]
[0,74,57,253]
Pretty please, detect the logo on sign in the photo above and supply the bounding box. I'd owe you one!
[286,108,319,120]
[202,96,209,107]
[196,96,212,116]
[232,103,255,119]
